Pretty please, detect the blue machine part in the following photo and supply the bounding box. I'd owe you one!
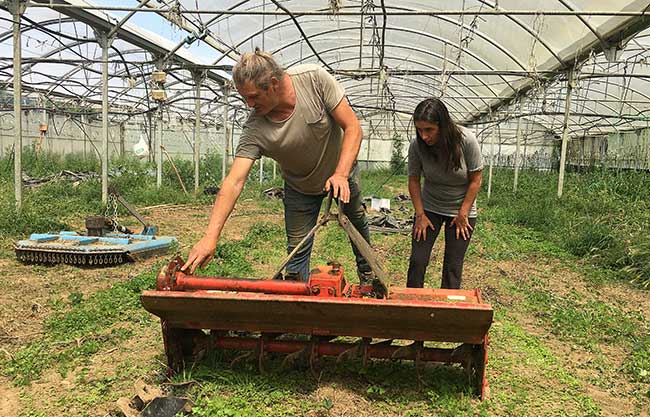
[15,231,177,266]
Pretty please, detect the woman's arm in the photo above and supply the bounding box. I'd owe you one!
[451,170,483,240]
[408,175,434,241]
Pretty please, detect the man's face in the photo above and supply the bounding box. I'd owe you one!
[237,78,280,116]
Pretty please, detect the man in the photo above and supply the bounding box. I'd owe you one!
[182,49,373,282]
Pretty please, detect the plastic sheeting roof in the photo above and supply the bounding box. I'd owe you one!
[1,0,650,143]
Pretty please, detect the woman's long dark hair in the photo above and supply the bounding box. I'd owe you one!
[413,98,463,171]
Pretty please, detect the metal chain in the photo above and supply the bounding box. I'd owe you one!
[105,193,121,229]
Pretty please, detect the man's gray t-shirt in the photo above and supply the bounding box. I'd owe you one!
[407,126,483,218]
[235,64,345,195]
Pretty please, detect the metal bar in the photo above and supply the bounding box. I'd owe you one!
[558,72,575,198]
[167,274,312,295]
[110,189,149,227]
[193,71,203,194]
[25,5,650,16]
[156,106,163,189]
[107,0,153,39]
[337,208,389,293]
[210,336,469,363]
[221,85,230,181]
[96,31,112,205]
[513,106,522,193]
[271,203,332,280]
[487,127,495,200]
[11,0,26,212]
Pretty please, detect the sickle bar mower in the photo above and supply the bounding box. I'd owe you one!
[141,257,493,399]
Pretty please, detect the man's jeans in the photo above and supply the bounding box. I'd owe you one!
[283,167,371,281]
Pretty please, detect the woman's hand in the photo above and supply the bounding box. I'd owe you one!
[450,211,473,240]
[413,213,434,241]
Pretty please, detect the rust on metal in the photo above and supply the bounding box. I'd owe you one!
[142,257,493,399]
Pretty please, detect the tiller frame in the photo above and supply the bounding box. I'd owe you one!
[141,196,493,399]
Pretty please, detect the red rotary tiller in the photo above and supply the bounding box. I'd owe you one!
[141,196,493,399]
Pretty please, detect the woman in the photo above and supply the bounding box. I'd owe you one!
[406,98,483,289]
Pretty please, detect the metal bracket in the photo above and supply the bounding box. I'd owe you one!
[92,28,115,49]
[5,0,27,16]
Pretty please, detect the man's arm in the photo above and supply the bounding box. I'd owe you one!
[182,157,255,273]
[326,98,363,203]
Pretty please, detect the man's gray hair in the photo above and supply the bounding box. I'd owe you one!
[232,48,285,89]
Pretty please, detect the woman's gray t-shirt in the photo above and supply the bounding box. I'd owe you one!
[407,126,483,218]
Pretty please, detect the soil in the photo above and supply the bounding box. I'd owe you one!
[1,203,649,416]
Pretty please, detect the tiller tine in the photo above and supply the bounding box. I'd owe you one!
[336,337,372,366]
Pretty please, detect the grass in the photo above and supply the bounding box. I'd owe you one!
[1,270,157,385]
[2,154,650,416]
[483,168,650,287]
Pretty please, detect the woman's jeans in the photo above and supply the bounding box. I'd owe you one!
[406,211,476,289]
[283,167,371,281]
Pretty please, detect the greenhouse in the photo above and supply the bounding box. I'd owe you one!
[0,1,649,416]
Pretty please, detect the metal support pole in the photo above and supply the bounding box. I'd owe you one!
[10,0,27,211]
[487,128,495,200]
[94,29,113,205]
[153,57,166,189]
[157,106,163,188]
[557,72,574,198]
[221,85,230,181]
[259,157,264,183]
[193,71,205,194]
[119,122,125,157]
[513,110,522,193]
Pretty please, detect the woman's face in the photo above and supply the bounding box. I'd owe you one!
[415,120,440,146]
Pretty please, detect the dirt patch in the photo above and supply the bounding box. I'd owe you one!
[0,378,20,417]
[308,385,372,417]
[470,256,650,417]
[3,199,650,417]
[22,322,163,417]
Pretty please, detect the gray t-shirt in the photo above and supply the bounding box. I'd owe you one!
[407,126,483,218]
[235,64,345,195]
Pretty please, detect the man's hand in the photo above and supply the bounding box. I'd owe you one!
[181,235,218,274]
[324,173,350,203]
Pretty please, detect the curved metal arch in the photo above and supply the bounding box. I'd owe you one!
[231,13,530,75]
[46,49,152,103]
[46,46,148,97]
[572,80,643,118]
[19,39,93,75]
[122,71,244,115]
[474,0,564,66]
[341,79,471,116]
[580,75,650,104]
[301,50,496,112]
[0,16,77,43]
[274,24,520,93]
[557,0,607,46]
[208,1,561,71]
[345,86,451,116]
[282,44,506,113]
